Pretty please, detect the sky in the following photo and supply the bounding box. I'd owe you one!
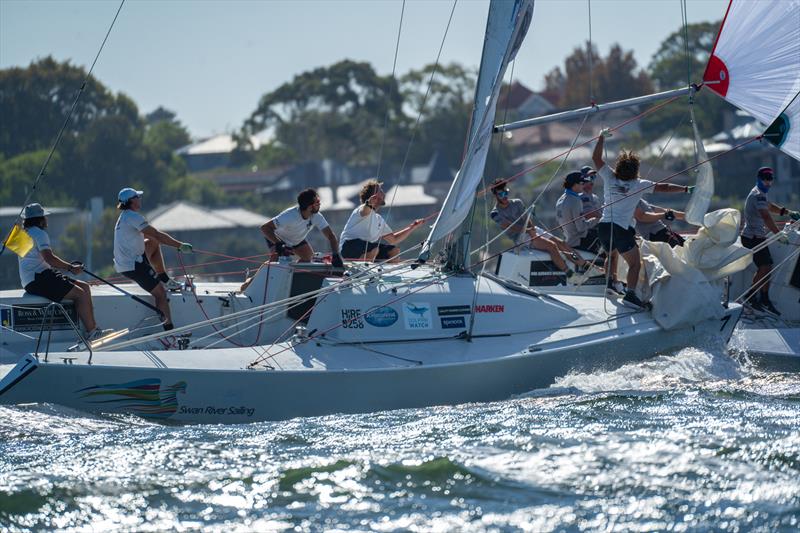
[0,0,728,139]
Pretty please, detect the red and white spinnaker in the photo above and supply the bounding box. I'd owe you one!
[703,0,800,160]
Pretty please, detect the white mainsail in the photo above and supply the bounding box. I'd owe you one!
[703,0,800,161]
[420,0,534,259]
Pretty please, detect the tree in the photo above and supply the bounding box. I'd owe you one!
[399,62,475,173]
[544,43,653,108]
[0,56,136,158]
[242,60,407,170]
[0,59,192,208]
[643,20,734,139]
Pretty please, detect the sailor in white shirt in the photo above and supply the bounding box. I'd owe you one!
[18,203,109,341]
[339,180,424,263]
[592,129,692,309]
[260,188,342,267]
[113,187,193,331]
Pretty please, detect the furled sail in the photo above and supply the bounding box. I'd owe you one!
[420,0,534,259]
[703,0,800,160]
[684,106,714,226]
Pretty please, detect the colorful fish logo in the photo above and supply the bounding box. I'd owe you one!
[76,378,187,419]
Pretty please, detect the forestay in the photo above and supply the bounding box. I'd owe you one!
[420,0,534,259]
[703,0,800,161]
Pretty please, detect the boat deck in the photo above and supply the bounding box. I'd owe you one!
[23,295,661,372]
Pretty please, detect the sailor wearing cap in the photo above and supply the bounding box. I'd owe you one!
[18,203,110,341]
[556,171,602,254]
[579,165,602,223]
[113,187,193,330]
[740,167,800,315]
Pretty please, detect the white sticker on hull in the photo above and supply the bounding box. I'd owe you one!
[403,302,432,330]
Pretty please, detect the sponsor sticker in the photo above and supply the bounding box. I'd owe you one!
[437,305,471,316]
[341,308,364,329]
[474,304,504,313]
[440,316,466,329]
[403,302,432,330]
[364,306,398,327]
[9,302,78,331]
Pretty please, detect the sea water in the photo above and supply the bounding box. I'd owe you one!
[1,332,798,531]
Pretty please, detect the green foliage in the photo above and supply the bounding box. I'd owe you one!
[544,43,654,108]
[243,60,407,170]
[0,57,117,157]
[0,149,72,206]
[400,62,475,172]
[0,58,194,208]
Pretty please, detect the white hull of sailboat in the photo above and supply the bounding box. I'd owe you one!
[0,302,741,424]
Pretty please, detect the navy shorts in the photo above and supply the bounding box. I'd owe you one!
[597,222,638,254]
[121,255,160,292]
[25,268,76,302]
[340,239,396,260]
[578,228,603,254]
[741,235,773,267]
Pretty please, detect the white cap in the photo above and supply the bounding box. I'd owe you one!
[118,187,144,202]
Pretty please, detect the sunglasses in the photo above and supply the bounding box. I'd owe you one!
[495,190,509,198]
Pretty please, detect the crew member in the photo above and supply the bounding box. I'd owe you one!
[18,203,109,341]
[339,179,424,262]
[592,129,693,309]
[740,167,799,315]
[113,188,192,330]
[580,165,602,224]
[634,199,687,247]
[490,178,589,279]
[556,171,602,254]
[261,188,343,267]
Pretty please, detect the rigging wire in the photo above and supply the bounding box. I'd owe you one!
[681,0,692,89]
[373,0,406,183]
[383,0,458,225]
[248,135,763,367]
[587,0,594,104]
[1,0,126,256]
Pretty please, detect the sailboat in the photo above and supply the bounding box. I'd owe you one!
[0,0,745,422]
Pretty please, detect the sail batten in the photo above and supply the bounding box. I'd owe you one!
[420,0,535,260]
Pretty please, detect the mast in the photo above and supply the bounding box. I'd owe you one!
[419,0,534,269]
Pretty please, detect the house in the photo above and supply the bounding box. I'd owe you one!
[176,131,274,173]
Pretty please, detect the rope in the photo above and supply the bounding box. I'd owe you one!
[480,94,682,197]
[732,220,800,305]
[176,253,270,350]
[476,107,592,254]
[1,0,126,257]
[247,134,763,367]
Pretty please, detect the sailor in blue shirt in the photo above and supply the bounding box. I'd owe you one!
[740,167,799,315]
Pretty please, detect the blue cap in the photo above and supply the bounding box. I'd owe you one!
[118,187,144,202]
